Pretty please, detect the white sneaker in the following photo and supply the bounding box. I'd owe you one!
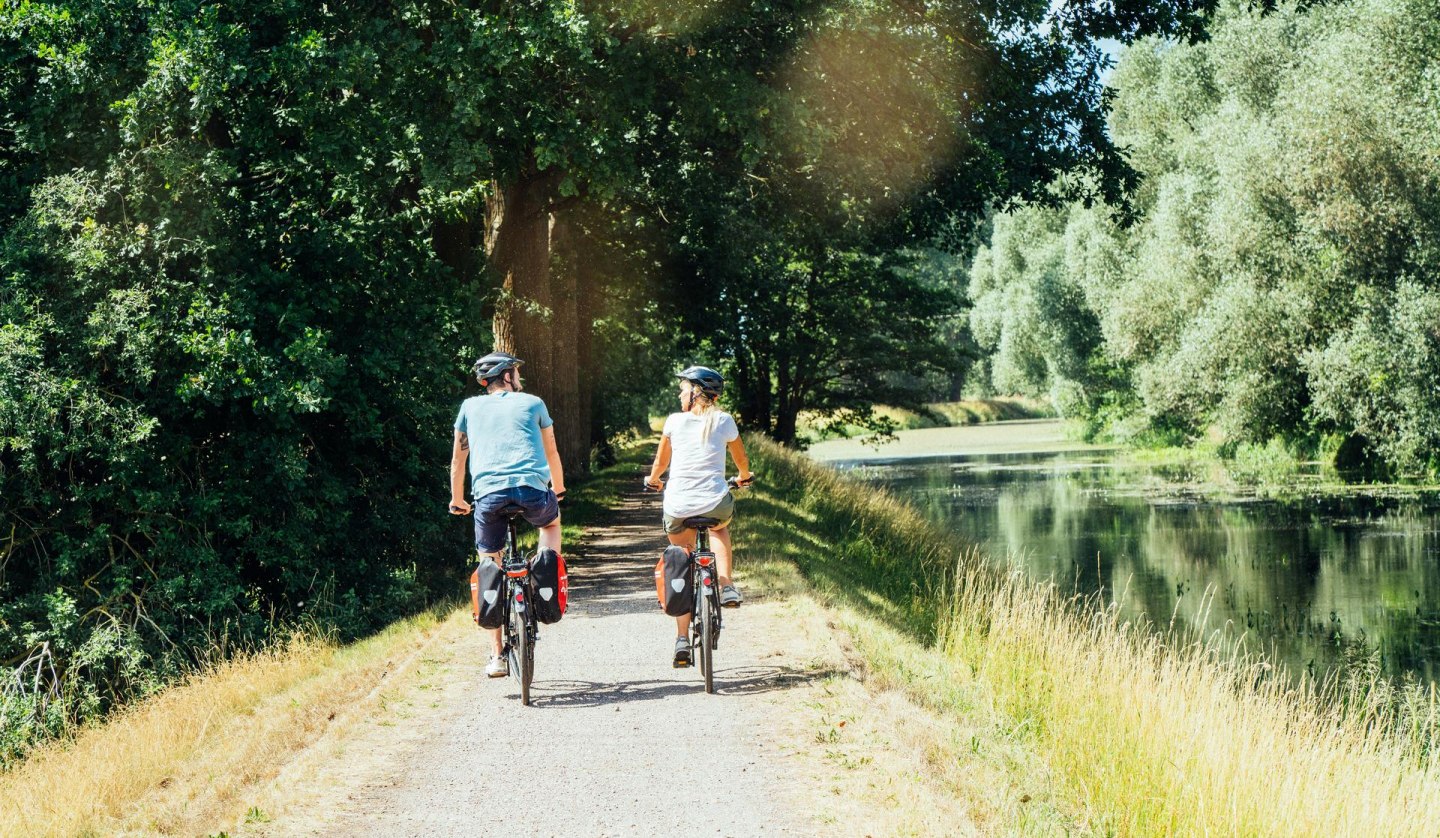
[486,654,508,678]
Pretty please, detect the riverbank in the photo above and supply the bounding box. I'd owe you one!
[754,435,1440,833]
[807,420,1440,501]
[806,417,1102,462]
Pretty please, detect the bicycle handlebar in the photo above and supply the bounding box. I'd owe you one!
[642,475,756,492]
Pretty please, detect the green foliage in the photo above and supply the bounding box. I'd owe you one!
[1307,281,1440,472]
[0,0,502,760]
[967,0,1440,475]
[642,0,1212,445]
[0,0,1227,759]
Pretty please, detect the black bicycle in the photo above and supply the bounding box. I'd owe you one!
[684,512,725,693]
[647,476,751,694]
[497,510,537,706]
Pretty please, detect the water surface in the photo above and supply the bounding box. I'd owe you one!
[833,448,1440,685]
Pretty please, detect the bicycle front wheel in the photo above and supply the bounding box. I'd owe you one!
[698,582,715,694]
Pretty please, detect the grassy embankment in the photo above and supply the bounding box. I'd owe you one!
[1108,438,1440,500]
[799,396,1052,440]
[0,458,636,837]
[743,434,1440,835]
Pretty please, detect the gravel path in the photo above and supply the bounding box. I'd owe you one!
[258,489,829,837]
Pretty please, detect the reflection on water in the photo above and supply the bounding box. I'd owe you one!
[836,452,1440,685]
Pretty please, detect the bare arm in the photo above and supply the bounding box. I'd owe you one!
[727,437,753,483]
[646,435,672,488]
[541,426,566,497]
[449,430,471,513]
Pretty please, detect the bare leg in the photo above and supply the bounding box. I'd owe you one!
[538,517,562,553]
[710,524,734,587]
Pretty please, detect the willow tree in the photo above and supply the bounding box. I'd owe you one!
[966,0,1440,473]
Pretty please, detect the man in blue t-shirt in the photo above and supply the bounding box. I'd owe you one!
[448,350,566,678]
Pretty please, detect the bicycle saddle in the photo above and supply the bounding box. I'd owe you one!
[683,516,723,529]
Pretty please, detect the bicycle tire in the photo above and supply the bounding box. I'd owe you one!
[507,583,532,706]
[710,588,721,651]
[523,608,536,702]
[699,581,715,694]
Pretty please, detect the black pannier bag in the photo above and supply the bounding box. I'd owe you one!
[530,548,568,624]
[471,559,506,629]
[654,545,694,617]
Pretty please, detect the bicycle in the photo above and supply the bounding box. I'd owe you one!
[647,476,751,694]
[495,508,538,706]
[685,511,725,693]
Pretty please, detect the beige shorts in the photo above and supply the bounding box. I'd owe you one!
[662,493,735,535]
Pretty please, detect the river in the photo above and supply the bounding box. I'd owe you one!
[810,421,1440,686]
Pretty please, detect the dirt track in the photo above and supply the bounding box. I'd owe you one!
[244,489,837,837]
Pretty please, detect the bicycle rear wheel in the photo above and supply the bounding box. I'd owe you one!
[509,587,533,706]
[698,582,715,694]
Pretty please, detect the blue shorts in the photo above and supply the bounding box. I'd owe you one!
[474,486,560,553]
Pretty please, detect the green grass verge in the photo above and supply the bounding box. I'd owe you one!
[798,397,1054,442]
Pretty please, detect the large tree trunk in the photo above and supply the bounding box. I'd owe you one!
[486,172,554,388]
[572,220,598,459]
[774,359,799,446]
[485,166,594,479]
[547,211,590,477]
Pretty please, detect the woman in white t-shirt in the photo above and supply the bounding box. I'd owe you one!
[645,365,754,667]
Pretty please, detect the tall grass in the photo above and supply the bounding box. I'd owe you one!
[0,608,454,837]
[748,435,1440,835]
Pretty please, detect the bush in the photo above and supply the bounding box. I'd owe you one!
[0,2,487,760]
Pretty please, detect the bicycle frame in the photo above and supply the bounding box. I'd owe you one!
[497,514,537,705]
[691,526,721,617]
[689,524,724,692]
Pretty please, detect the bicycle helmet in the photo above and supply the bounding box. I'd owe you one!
[676,365,724,399]
[473,351,524,386]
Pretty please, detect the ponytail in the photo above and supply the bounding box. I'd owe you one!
[697,397,720,446]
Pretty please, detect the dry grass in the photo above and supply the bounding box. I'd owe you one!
[750,435,1440,835]
[0,608,451,837]
[946,572,1440,835]
[744,555,1034,836]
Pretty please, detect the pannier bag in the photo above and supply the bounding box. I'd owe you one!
[530,548,568,624]
[654,545,694,617]
[472,559,506,629]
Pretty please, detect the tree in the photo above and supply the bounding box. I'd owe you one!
[0,1,498,752]
[965,0,1440,471]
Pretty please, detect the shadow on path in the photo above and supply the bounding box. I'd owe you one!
[567,488,674,617]
[523,664,843,709]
